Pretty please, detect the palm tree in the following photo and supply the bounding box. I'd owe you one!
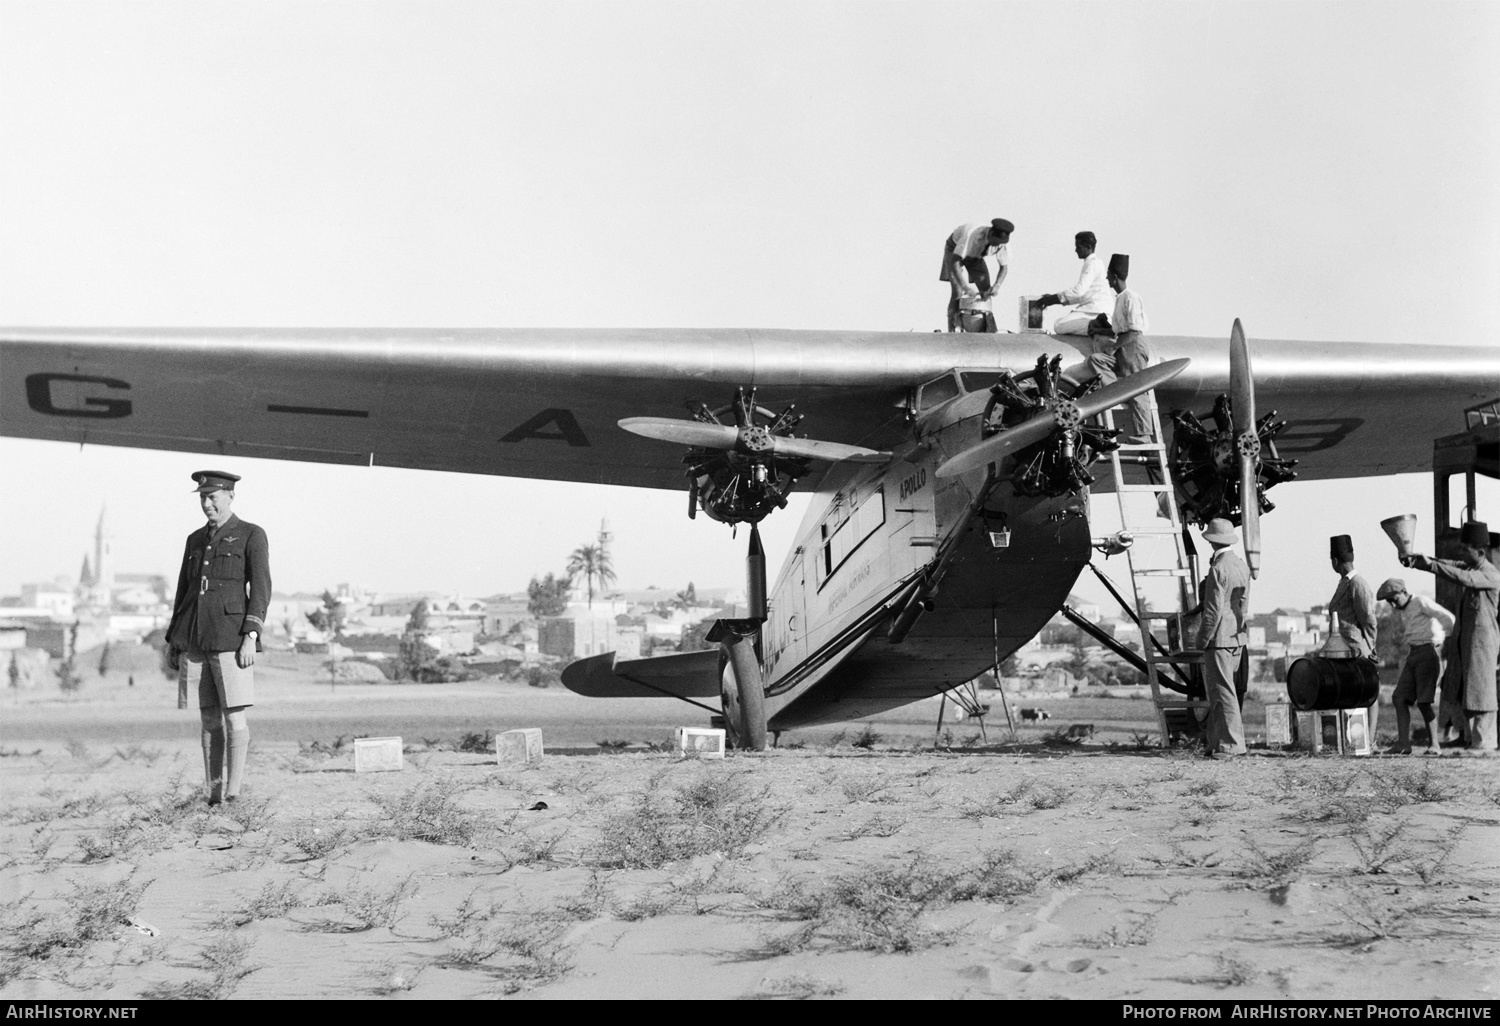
[566,543,616,608]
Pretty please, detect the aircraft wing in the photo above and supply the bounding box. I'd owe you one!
[2,327,1495,485]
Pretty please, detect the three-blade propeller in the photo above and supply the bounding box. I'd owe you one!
[618,417,890,464]
[934,358,1191,479]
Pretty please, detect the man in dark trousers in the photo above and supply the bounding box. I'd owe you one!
[1403,521,1500,754]
[1197,517,1252,758]
[166,470,271,804]
[1087,253,1154,441]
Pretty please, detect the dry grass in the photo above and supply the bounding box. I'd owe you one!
[592,769,781,869]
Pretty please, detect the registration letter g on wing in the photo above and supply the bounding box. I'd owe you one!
[25,373,133,419]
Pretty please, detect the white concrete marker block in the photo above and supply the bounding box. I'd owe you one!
[497,728,544,764]
[354,736,404,773]
[675,726,726,759]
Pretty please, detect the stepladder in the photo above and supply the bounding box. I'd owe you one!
[1087,389,1211,745]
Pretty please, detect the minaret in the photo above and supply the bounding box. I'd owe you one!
[92,506,113,607]
[597,518,612,560]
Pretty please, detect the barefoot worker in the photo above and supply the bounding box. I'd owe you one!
[1377,577,1454,754]
[166,470,271,804]
[1403,521,1500,754]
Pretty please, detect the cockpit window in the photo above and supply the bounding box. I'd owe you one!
[915,372,961,411]
[959,370,1007,392]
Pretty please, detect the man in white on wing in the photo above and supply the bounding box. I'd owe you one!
[1036,231,1112,335]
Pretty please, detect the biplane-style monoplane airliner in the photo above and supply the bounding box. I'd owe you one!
[3,322,1496,748]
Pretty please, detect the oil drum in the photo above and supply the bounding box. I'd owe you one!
[1285,656,1379,711]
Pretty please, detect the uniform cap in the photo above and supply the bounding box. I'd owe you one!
[1107,253,1129,277]
[1376,578,1406,601]
[1330,534,1354,560]
[1459,521,1490,547]
[1202,518,1238,545]
[989,218,1014,236]
[191,470,241,493]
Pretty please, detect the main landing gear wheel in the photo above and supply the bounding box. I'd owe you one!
[716,626,767,752]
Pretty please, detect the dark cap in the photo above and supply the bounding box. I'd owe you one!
[1330,534,1354,560]
[1376,578,1406,601]
[1107,253,1129,278]
[191,470,240,493]
[1459,521,1490,547]
[989,218,1014,236]
[1075,231,1097,247]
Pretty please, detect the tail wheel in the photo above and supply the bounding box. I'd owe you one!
[718,637,767,752]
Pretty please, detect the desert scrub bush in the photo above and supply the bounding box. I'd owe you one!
[218,879,305,927]
[456,730,494,754]
[850,724,881,750]
[282,821,354,861]
[371,778,482,846]
[751,850,1043,956]
[555,873,612,921]
[593,770,782,869]
[315,874,418,932]
[1379,763,1455,804]
[139,932,259,1000]
[1,791,109,826]
[433,904,573,988]
[839,813,905,840]
[1,875,151,963]
[219,792,275,833]
[1239,835,1317,885]
[837,775,891,804]
[746,972,846,999]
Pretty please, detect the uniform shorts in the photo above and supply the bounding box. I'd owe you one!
[189,650,256,709]
[1393,643,1440,705]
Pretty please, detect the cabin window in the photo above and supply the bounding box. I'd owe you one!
[818,487,885,586]
[959,370,1007,392]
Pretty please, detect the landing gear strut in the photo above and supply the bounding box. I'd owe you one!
[706,523,770,751]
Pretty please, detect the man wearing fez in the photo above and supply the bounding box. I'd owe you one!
[1086,253,1154,442]
[1377,578,1455,755]
[1036,232,1112,336]
[1403,522,1500,754]
[166,471,271,803]
[941,218,1012,332]
[1326,535,1378,658]
[1197,518,1252,758]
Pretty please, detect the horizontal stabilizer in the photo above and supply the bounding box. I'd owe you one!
[561,648,721,699]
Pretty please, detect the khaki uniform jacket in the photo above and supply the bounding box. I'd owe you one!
[1424,557,1500,712]
[1327,572,1378,659]
[1198,549,1251,650]
[166,514,271,654]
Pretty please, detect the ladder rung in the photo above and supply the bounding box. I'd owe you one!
[1140,612,1185,619]
[1155,700,1212,709]
[1116,483,1174,493]
[1117,525,1185,535]
[1134,567,1192,577]
[1115,442,1166,452]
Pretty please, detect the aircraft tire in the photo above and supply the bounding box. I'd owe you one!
[719,637,768,752]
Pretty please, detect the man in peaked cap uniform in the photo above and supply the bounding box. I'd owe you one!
[1378,577,1455,755]
[1086,253,1155,442]
[166,470,272,803]
[941,218,1013,332]
[1403,521,1500,754]
[1197,518,1252,757]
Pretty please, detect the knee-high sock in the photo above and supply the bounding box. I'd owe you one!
[225,708,250,797]
[200,708,226,797]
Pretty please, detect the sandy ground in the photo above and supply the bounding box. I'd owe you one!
[2,661,1498,1001]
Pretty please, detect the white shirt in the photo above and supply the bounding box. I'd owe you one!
[1111,287,1148,334]
[1390,593,1455,649]
[1058,253,1111,313]
[949,223,1009,267]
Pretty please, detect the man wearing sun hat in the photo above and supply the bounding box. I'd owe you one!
[1402,521,1500,753]
[1197,517,1252,758]
[166,470,272,803]
[1377,577,1454,755]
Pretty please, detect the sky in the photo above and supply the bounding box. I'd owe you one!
[1,1,1497,611]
